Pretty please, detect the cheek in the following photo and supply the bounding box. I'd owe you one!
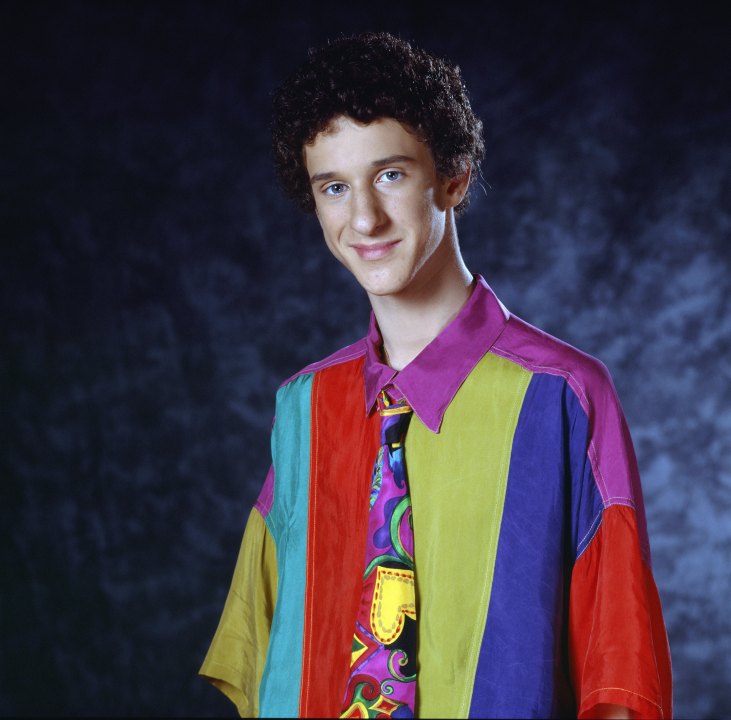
[418,190,445,241]
[316,202,347,230]
[392,190,431,227]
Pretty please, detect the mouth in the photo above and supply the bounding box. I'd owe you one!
[351,239,401,261]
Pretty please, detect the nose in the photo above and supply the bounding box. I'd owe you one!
[349,187,388,236]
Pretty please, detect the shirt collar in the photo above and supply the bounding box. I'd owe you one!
[363,274,510,433]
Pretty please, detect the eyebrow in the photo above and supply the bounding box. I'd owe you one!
[370,154,416,168]
[309,155,416,185]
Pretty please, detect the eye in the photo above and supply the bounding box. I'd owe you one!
[323,182,347,196]
[378,170,403,183]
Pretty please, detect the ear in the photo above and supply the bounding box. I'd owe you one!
[442,162,472,209]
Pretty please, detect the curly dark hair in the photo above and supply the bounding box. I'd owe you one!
[271,32,485,216]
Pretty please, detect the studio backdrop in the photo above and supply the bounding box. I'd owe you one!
[2,1,730,717]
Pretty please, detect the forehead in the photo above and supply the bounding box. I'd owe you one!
[303,116,434,175]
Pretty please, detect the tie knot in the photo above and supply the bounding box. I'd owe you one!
[378,390,413,447]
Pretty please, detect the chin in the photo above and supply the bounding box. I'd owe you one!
[363,285,398,297]
[355,275,406,297]
[360,278,411,297]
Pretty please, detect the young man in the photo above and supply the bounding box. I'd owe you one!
[200,33,672,719]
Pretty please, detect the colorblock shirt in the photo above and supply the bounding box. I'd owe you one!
[199,276,672,718]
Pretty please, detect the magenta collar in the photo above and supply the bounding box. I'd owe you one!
[363,275,510,433]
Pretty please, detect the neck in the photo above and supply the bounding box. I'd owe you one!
[369,225,473,371]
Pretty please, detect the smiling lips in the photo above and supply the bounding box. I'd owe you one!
[351,239,401,260]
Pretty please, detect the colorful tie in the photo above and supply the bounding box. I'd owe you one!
[341,390,417,719]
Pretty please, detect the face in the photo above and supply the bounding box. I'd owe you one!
[303,116,468,299]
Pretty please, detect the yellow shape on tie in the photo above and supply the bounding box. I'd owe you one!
[370,566,416,644]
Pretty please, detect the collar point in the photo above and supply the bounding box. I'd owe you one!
[419,414,444,435]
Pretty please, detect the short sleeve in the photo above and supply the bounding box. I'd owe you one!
[567,369,673,718]
[199,505,278,717]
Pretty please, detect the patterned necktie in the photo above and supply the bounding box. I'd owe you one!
[341,389,417,719]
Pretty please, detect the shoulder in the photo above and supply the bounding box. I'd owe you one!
[493,311,646,514]
[491,312,619,420]
[277,337,369,391]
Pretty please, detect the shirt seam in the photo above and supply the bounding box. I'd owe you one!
[576,508,603,559]
[581,686,663,718]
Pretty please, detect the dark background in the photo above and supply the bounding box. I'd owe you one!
[2,0,730,716]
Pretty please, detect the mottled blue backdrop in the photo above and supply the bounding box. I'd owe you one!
[2,1,730,717]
